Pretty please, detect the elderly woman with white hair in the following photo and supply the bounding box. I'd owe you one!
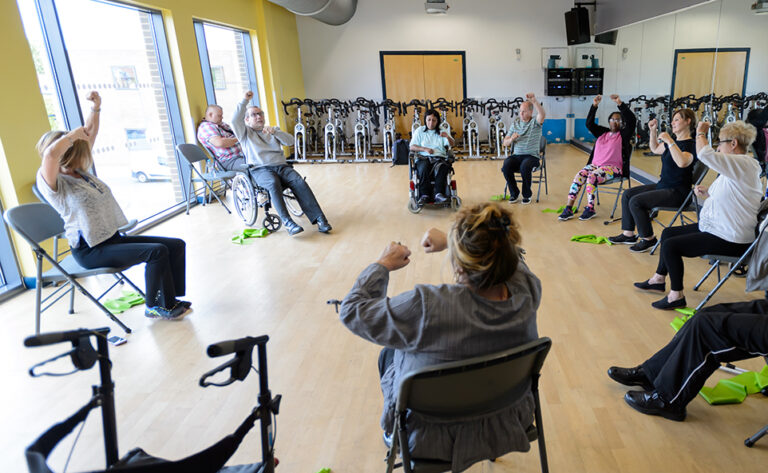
[634,120,763,310]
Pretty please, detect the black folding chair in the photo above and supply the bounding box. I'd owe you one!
[177,144,237,215]
[693,207,768,311]
[575,144,633,224]
[4,203,143,334]
[386,337,552,473]
[649,161,710,255]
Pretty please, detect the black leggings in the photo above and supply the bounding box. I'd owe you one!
[621,184,687,238]
[71,233,186,309]
[655,224,751,291]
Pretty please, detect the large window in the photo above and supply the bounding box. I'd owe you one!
[17,0,187,221]
[194,22,260,117]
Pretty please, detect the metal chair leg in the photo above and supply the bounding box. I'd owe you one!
[745,424,768,447]
[694,260,719,291]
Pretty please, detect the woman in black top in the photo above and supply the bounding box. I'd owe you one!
[608,109,698,252]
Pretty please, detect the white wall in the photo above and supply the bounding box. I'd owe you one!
[297,0,766,97]
[296,0,573,100]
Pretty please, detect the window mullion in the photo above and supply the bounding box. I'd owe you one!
[35,0,83,130]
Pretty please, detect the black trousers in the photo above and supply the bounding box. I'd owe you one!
[642,299,768,407]
[655,224,751,291]
[71,233,186,309]
[414,158,450,198]
[501,154,540,199]
[620,184,687,238]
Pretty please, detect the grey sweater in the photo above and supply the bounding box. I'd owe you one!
[231,99,294,167]
[340,261,541,472]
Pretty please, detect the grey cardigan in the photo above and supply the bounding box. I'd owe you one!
[340,261,541,472]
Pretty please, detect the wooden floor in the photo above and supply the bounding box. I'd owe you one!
[2,144,767,472]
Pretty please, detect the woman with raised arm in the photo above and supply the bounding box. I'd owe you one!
[634,120,762,309]
[608,109,699,252]
[558,94,636,221]
[36,91,190,320]
[339,202,540,472]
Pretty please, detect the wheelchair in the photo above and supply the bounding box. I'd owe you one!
[231,164,305,231]
[407,151,462,214]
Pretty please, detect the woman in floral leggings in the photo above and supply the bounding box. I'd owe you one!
[559,94,636,221]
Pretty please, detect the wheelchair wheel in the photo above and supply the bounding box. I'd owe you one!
[232,174,258,226]
[263,213,282,232]
[283,189,304,217]
[450,196,462,211]
[407,197,422,214]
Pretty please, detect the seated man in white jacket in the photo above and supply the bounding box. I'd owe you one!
[633,120,763,310]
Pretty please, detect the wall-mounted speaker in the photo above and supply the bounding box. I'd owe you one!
[565,7,590,45]
[595,30,618,45]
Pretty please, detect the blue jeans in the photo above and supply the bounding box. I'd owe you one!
[250,164,325,224]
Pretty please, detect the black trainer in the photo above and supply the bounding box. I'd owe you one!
[608,233,638,245]
[629,237,657,253]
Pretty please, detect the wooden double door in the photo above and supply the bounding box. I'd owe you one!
[381,52,466,138]
[672,48,749,121]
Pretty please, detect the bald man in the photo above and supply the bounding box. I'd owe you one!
[197,105,245,171]
[501,93,546,204]
[231,91,331,236]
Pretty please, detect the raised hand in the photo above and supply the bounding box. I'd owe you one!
[244,91,254,101]
[421,228,447,253]
[86,91,101,108]
[697,121,710,135]
[648,118,658,131]
[593,95,602,107]
[609,94,621,105]
[525,92,536,103]
[376,242,412,271]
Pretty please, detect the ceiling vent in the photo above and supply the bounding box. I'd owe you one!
[267,0,358,26]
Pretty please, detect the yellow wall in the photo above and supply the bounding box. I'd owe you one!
[0,0,304,277]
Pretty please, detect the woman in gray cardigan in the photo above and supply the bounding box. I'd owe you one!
[340,203,541,472]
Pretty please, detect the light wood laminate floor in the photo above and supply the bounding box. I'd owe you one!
[2,144,767,472]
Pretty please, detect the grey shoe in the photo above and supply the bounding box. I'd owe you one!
[284,220,304,236]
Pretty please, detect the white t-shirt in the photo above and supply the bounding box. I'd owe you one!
[36,169,128,248]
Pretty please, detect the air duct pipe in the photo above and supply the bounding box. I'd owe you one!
[267,0,358,26]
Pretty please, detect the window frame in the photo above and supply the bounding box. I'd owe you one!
[193,20,261,108]
[33,0,191,221]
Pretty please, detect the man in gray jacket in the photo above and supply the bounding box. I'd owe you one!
[231,91,331,235]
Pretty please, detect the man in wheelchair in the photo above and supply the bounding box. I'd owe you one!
[409,109,455,205]
[231,91,332,236]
